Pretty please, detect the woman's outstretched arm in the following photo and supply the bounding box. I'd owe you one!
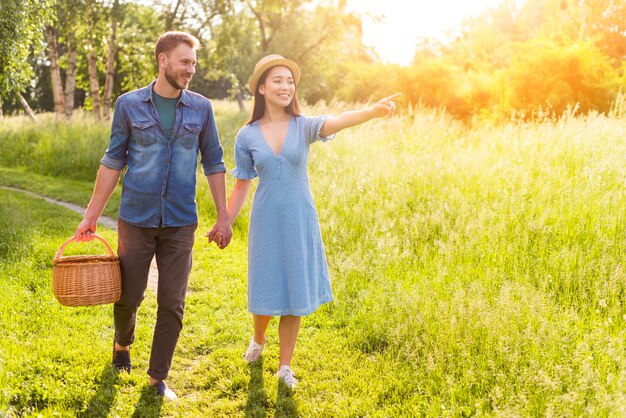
[319,93,400,138]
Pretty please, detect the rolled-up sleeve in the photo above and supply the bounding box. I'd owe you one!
[232,131,258,179]
[100,98,130,170]
[199,103,227,176]
[304,115,336,144]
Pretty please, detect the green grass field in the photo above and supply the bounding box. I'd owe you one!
[0,103,624,417]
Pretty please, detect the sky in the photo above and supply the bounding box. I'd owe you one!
[347,0,508,66]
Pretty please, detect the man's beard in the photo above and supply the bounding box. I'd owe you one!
[164,66,190,90]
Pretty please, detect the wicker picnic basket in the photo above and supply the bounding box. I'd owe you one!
[52,234,121,306]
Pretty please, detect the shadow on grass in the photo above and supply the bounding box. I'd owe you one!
[130,385,163,418]
[275,379,299,418]
[245,358,269,418]
[79,365,119,417]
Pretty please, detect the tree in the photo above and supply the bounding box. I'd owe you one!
[81,0,108,119]
[44,0,87,121]
[200,0,370,105]
[0,0,54,121]
[581,0,626,64]
[114,3,163,93]
[201,8,258,111]
[103,0,120,120]
[44,23,65,120]
[503,38,619,116]
[260,0,370,103]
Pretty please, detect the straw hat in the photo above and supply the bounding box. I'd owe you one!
[248,54,301,93]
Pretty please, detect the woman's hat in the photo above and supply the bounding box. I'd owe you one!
[248,54,301,93]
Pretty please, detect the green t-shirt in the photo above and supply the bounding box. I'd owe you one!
[152,90,178,140]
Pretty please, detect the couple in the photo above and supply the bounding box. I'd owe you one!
[75,31,398,399]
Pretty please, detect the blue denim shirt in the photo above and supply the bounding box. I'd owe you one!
[101,81,226,227]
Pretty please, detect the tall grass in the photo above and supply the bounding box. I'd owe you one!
[304,104,626,414]
[0,102,247,184]
[0,112,111,182]
[0,103,624,416]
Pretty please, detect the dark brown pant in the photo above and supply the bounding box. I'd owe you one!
[114,219,197,380]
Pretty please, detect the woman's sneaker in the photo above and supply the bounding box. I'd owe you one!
[276,365,298,389]
[244,338,264,363]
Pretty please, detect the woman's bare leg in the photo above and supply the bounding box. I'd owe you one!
[278,315,301,367]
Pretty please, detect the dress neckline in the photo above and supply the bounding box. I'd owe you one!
[256,116,293,157]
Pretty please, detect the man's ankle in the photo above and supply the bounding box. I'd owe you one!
[114,342,129,352]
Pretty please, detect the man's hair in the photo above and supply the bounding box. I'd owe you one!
[154,31,201,64]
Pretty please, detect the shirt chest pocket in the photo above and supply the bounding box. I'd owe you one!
[179,124,201,150]
[131,121,158,146]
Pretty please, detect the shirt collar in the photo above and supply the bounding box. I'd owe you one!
[140,80,191,106]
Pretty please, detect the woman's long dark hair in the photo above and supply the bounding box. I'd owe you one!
[247,66,301,125]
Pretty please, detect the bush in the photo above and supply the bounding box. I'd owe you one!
[502,38,620,116]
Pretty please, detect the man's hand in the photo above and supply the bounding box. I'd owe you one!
[206,217,232,249]
[74,218,97,242]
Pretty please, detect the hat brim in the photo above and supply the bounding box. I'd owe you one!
[249,58,301,93]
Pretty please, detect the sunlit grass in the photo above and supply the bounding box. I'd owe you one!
[0,104,624,416]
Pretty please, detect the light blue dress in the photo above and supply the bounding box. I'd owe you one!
[232,115,335,316]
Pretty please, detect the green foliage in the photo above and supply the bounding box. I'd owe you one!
[332,62,401,104]
[115,3,162,94]
[579,0,626,63]
[3,0,626,120]
[202,0,370,105]
[262,1,370,104]
[401,0,626,120]
[503,39,620,115]
[0,0,53,98]
[73,0,108,105]
[0,104,624,415]
[200,10,259,100]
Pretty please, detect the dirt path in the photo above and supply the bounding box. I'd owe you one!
[1,186,158,289]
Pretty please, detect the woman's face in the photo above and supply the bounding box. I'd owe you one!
[259,66,295,108]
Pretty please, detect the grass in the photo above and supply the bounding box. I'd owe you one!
[0,103,624,416]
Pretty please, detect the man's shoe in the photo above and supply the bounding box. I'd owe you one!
[112,347,132,373]
[244,337,264,363]
[153,381,178,400]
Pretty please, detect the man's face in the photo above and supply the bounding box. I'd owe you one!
[160,43,197,90]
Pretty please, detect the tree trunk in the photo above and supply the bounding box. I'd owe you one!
[88,42,101,120]
[236,83,245,113]
[17,92,36,122]
[45,25,65,121]
[103,0,119,120]
[248,3,272,54]
[64,31,77,121]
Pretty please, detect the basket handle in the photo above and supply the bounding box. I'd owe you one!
[54,234,115,261]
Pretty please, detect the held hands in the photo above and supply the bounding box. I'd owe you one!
[370,93,401,118]
[206,218,232,250]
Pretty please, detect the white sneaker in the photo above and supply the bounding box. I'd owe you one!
[244,338,264,363]
[276,365,298,389]
[153,381,178,400]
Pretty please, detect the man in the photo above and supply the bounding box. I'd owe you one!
[75,31,231,399]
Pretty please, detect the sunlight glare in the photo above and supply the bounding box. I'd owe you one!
[347,0,512,65]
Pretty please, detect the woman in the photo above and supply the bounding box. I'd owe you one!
[218,54,398,388]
